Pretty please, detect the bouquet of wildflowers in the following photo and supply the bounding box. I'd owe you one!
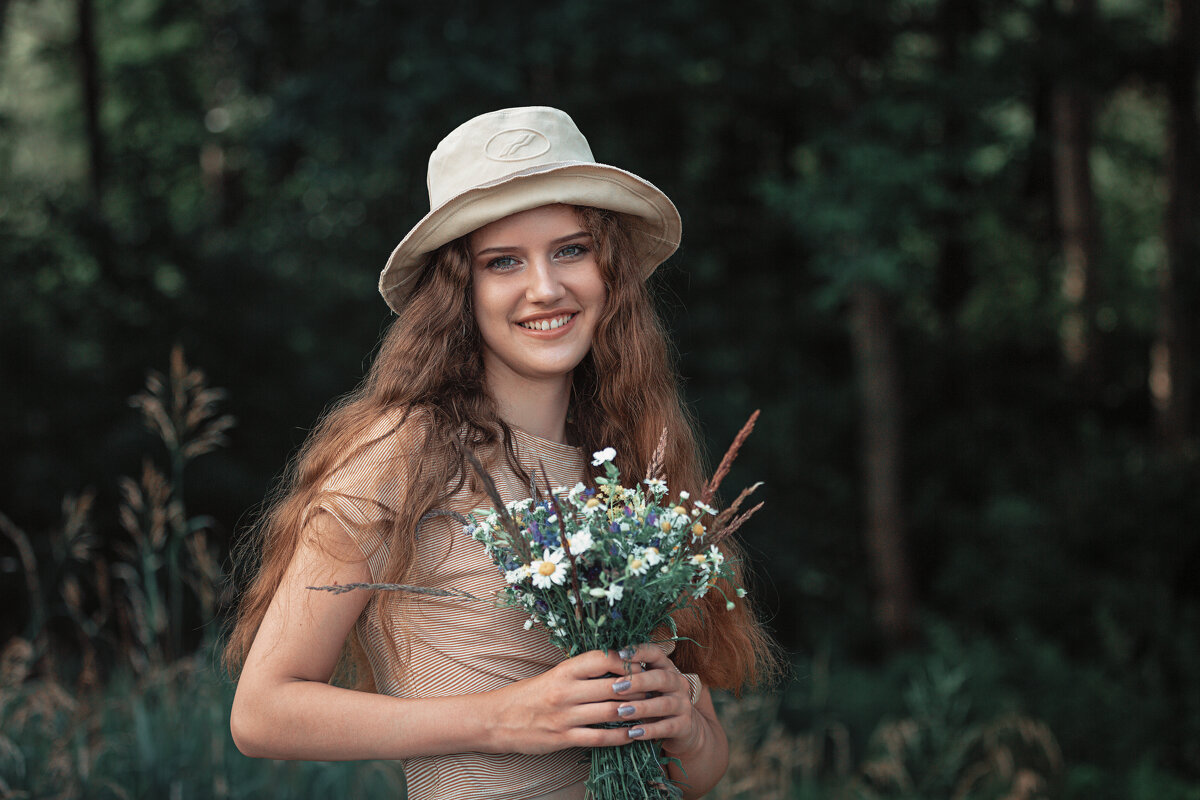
[460,412,764,800]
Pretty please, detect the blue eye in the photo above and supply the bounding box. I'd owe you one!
[488,256,519,271]
[557,243,588,259]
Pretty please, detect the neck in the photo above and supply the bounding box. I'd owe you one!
[483,363,572,445]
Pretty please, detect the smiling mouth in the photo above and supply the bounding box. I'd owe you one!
[517,313,577,331]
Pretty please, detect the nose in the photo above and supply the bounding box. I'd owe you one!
[524,257,564,304]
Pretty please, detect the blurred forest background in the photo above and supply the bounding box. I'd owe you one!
[2,0,1199,797]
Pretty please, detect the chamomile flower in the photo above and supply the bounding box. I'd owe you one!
[643,546,663,566]
[643,477,667,495]
[694,500,719,516]
[530,549,566,588]
[627,553,650,576]
[566,530,594,555]
[504,564,531,584]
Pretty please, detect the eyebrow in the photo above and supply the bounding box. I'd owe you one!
[473,231,592,257]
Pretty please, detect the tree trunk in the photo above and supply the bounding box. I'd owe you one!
[77,0,104,207]
[1155,0,1200,448]
[1051,0,1101,383]
[850,285,915,646]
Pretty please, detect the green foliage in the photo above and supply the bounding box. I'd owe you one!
[0,649,407,799]
[2,0,1198,794]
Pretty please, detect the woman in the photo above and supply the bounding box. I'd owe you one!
[225,107,777,799]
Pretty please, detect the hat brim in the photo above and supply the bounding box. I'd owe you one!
[378,161,681,313]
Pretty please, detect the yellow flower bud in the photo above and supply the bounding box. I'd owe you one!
[586,498,601,508]
[691,522,705,537]
[673,505,687,516]
[660,519,672,532]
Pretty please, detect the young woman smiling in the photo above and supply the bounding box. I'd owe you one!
[225,108,778,800]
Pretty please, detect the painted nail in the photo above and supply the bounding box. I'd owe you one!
[618,647,635,660]
[612,679,631,693]
[628,727,645,739]
[617,705,636,718]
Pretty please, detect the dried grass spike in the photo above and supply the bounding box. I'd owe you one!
[710,501,764,546]
[714,481,763,529]
[450,434,528,561]
[700,410,760,506]
[644,426,669,483]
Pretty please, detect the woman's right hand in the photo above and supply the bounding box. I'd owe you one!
[484,647,644,754]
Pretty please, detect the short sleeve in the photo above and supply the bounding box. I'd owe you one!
[308,408,429,581]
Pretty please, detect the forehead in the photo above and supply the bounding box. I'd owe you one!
[467,204,585,250]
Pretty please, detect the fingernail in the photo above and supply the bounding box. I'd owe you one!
[618,705,636,717]
[618,647,635,660]
[612,679,631,693]
[628,727,645,738]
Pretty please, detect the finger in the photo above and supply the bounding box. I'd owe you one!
[610,693,690,724]
[558,648,642,680]
[623,714,694,744]
[610,664,688,699]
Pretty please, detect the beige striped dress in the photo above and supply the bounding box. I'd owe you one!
[312,409,594,799]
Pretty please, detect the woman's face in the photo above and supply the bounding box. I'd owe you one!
[469,204,607,389]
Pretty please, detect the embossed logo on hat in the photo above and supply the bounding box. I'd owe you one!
[485,128,552,162]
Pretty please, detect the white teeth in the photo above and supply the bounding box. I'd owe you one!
[520,313,574,331]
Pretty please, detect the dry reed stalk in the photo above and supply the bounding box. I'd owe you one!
[450,433,531,562]
[307,581,480,601]
[699,410,760,507]
[709,501,764,547]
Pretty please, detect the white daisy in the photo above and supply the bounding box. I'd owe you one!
[643,546,663,566]
[504,564,530,584]
[627,553,650,576]
[567,531,594,555]
[529,549,566,588]
[591,447,617,466]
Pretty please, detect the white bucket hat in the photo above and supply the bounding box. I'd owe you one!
[378,106,682,313]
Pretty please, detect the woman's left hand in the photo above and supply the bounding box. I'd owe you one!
[609,642,702,755]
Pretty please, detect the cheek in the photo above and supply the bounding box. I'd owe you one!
[471,279,502,333]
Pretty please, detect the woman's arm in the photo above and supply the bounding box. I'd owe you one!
[230,513,663,760]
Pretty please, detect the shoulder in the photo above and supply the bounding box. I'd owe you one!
[320,405,434,495]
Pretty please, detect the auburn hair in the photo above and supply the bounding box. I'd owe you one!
[223,206,779,692]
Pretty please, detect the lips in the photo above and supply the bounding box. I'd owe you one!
[517,312,577,332]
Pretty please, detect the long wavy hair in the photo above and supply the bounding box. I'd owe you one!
[223,205,778,692]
